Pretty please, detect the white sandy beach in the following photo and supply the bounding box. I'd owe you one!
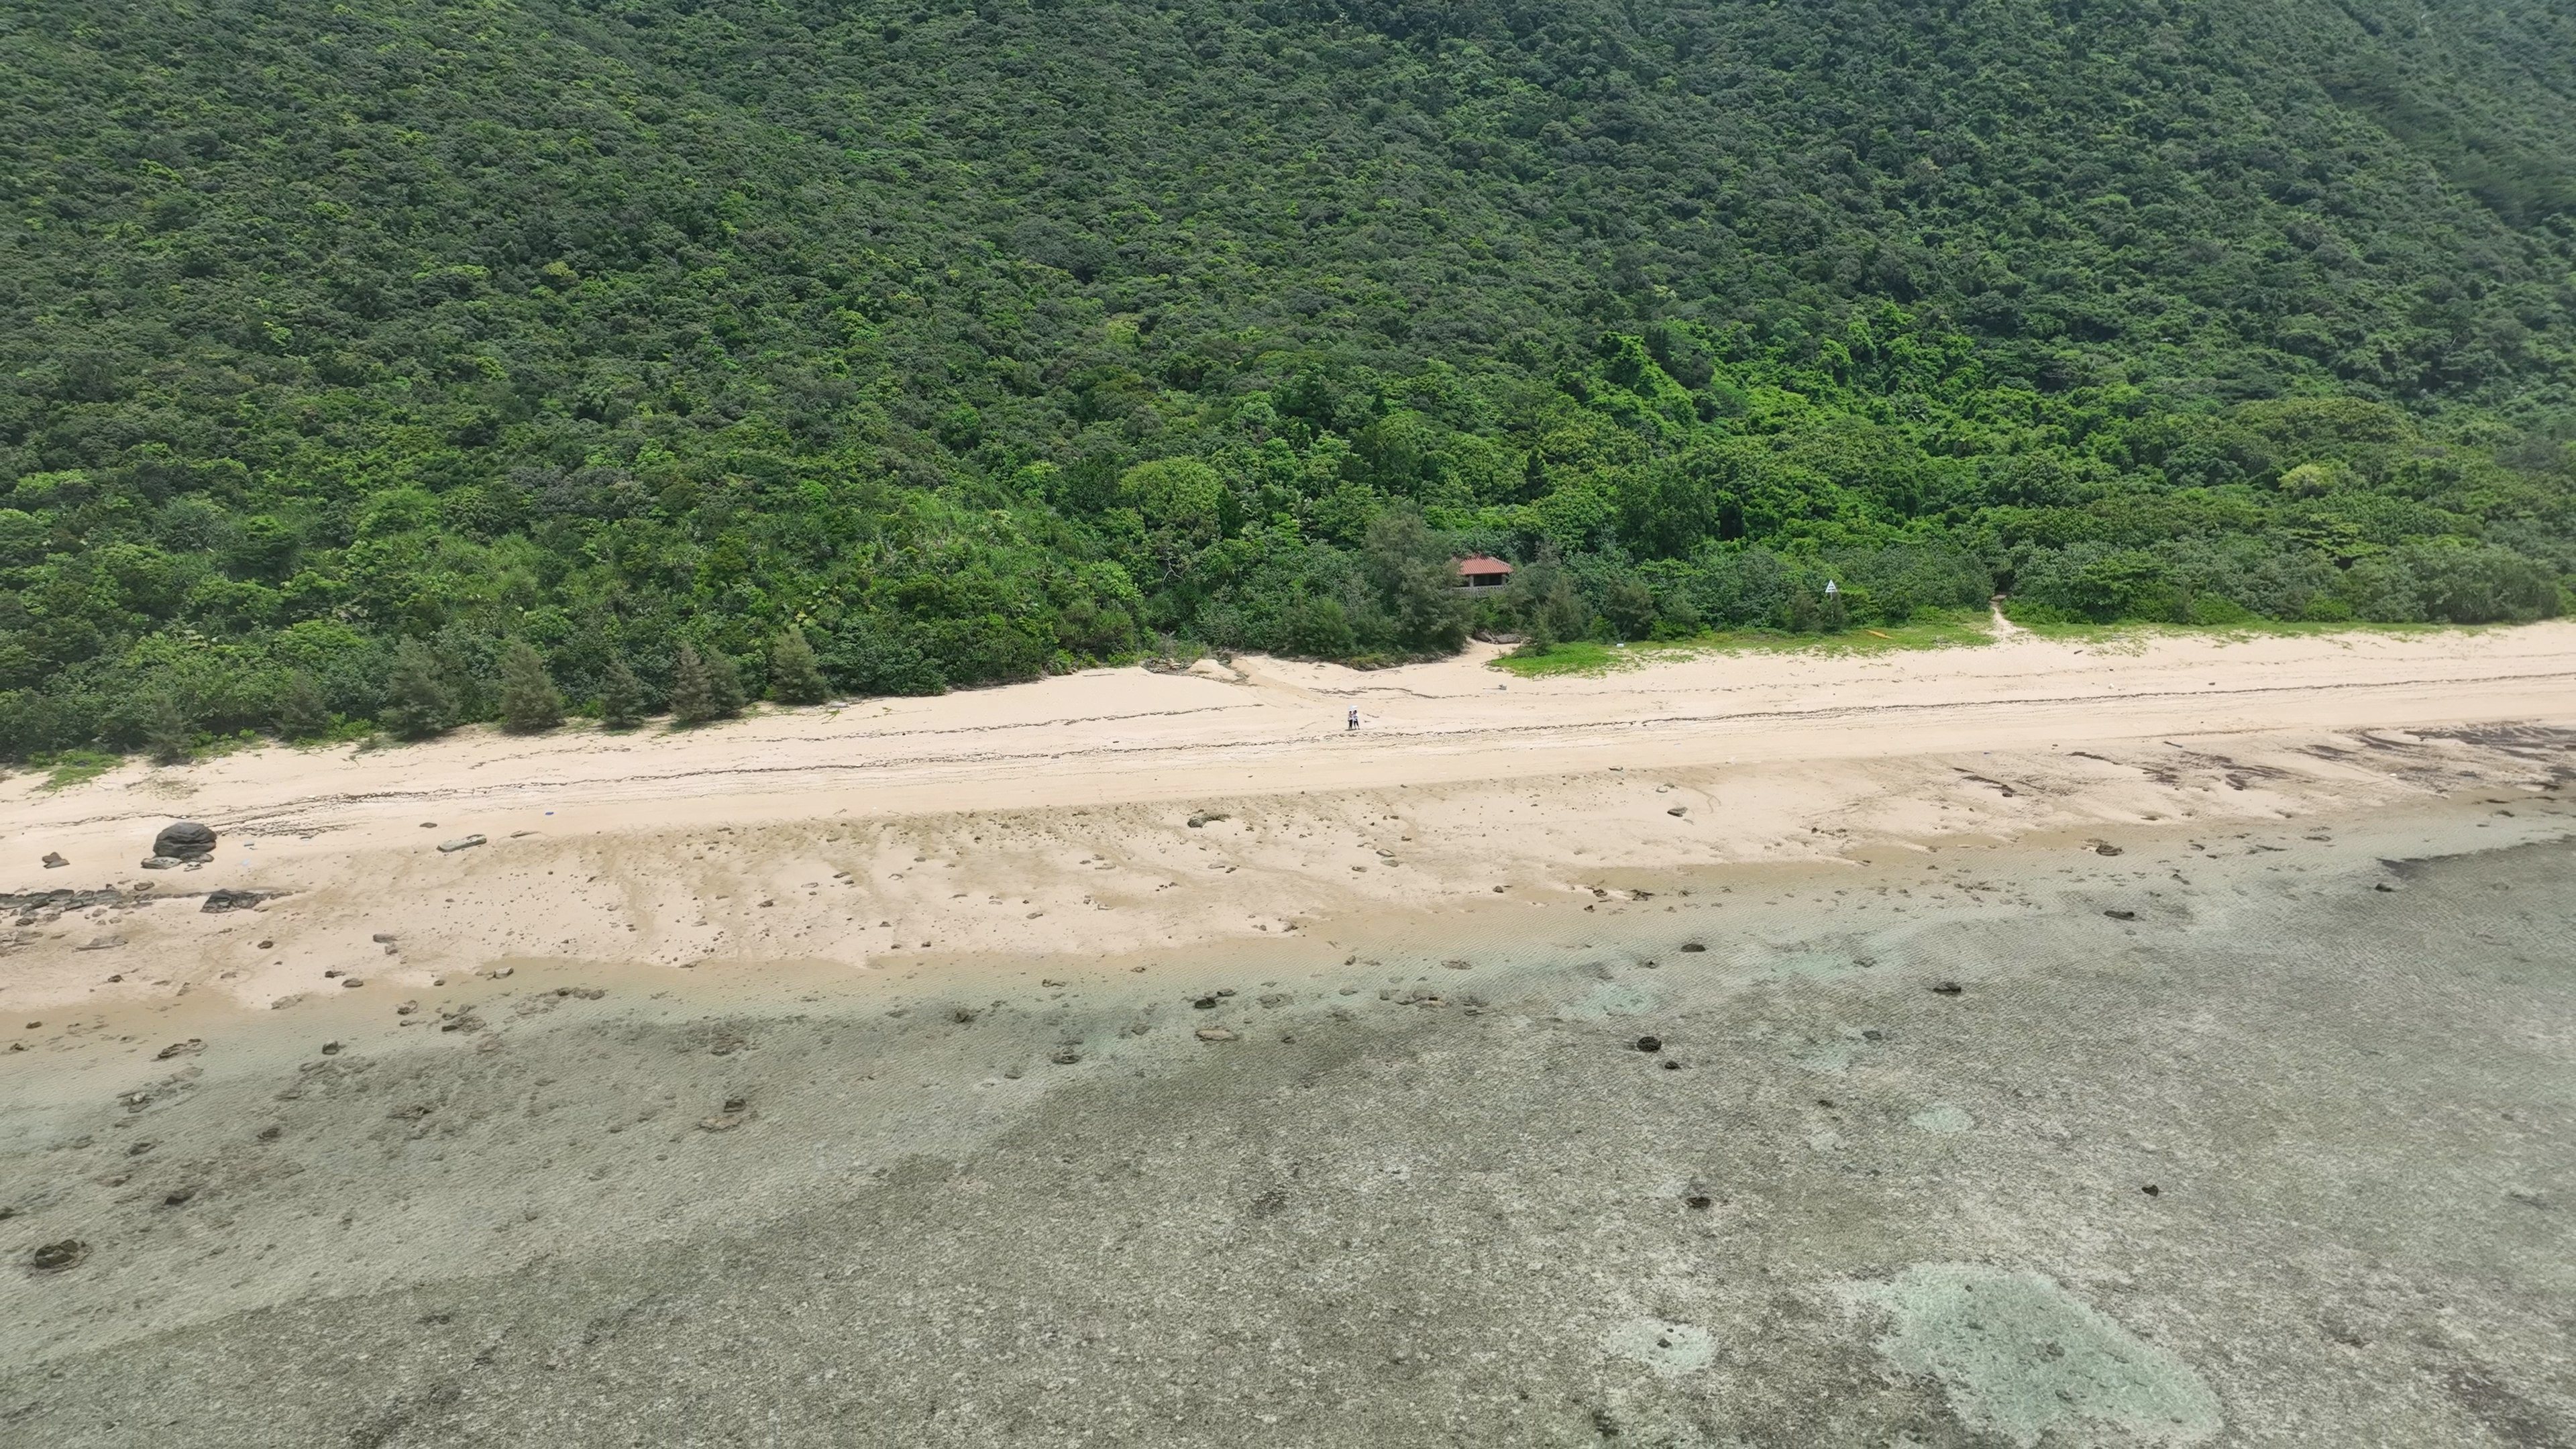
[4,621,2574,1014]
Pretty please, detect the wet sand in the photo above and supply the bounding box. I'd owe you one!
[3,633,2574,1446]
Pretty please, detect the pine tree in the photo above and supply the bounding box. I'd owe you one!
[598,656,647,730]
[278,669,332,739]
[767,625,828,704]
[139,690,191,765]
[498,640,565,733]
[706,648,747,718]
[381,639,454,739]
[669,643,718,725]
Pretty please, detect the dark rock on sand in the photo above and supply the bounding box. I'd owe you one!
[40,852,66,869]
[202,889,270,913]
[1635,1036,1663,1053]
[1930,981,1964,995]
[1678,943,1706,953]
[2105,908,2139,920]
[29,1239,88,1273]
[154,822,217,861]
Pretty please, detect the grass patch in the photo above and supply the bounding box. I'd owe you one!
[1490,640,1636,677]
[1491,612,1997,678]
[36,749,122,790]
[1702,614,1998,656]
[2006,618,2494,649]
[301,718,378,747]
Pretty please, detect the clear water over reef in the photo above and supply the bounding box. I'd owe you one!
[4,806,2572,1446]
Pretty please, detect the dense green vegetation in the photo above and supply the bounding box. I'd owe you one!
[3,0,2572,755]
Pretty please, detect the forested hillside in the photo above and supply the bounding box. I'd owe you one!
[3,0,2573,753]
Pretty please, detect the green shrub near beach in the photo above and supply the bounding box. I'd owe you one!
[2,0,2573,756]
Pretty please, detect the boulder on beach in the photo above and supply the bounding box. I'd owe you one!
[153,821,217,861]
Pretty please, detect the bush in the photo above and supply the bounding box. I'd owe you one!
[2401,544,2561,623]
[498,641,565,733]
[138,691,189,765]
[278,670,332,739]
[380,641,453,739]
[767,627,828,705]
[1509,556,1593,647]
[1360,505,1469,653]
[669,643,720,725]
[706,649,748,716]
[2343,543,2561,623]
[598,657,647,729]
[823,618,947,696]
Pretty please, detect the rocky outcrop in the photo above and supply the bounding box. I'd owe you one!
[152,822,217,861]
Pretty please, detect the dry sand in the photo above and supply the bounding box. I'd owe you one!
[3,623,2574,1446]
[5,620,2575,1012]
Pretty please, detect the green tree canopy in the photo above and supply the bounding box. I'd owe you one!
[0,0,2570,755]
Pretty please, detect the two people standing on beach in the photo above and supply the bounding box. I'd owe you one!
[1347,706,1360,732]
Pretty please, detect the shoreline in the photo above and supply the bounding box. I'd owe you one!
[1,616,2571,1442]
[0,621,2570,1019]
[2,788,2569,1445]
